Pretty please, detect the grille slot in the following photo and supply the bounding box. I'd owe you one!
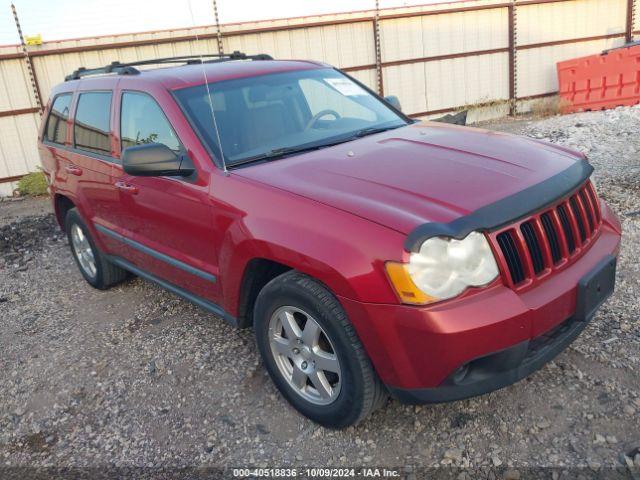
[493,182,602,288]
[569,196,587,242]
[586,184,601,223]
[540,213,562,264]
[496,231,525,284]
[557,204,576,253]
[520,222,545,274]
[579,190,595,232]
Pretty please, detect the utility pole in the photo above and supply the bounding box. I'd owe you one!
[11,3,43,113]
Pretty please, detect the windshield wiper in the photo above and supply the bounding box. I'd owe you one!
[228,146,323,168]
[228,124,407,168]
[228,137,357,168]
[352,124,404,138]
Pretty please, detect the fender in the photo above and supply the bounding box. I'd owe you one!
[220,237,358,316]
[214,181,407,316]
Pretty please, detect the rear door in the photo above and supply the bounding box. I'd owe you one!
[110,87,221,303]
[67,86,127,256]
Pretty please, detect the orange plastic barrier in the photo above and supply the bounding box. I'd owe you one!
[557,42,640,114]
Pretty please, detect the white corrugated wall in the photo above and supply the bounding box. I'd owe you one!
[0,0,635,194]
[225,22,376,70]
[516,0,627,45]
[515,0,628,101]
[380,7,509,116]
[0,53,41,195]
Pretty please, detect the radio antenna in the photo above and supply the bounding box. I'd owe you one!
[187,0,227,173]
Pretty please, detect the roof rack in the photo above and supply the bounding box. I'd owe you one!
[64,51,273,81]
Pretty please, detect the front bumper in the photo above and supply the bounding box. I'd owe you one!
[389,315,587,403]
[339,202,621,402]
[390,255,616,403]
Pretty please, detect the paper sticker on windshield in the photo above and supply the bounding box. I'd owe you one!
[324,78,367,96]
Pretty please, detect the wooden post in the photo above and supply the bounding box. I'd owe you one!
[11,3,43,113]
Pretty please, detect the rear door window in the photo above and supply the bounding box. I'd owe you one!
[120,92,180,152]
[74,91,112,155]
[45,94,72,144]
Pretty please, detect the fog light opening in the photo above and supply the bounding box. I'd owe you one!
[451,363,470,384]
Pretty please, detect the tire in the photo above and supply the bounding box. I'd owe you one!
[64,208,128,290]
[254,271,387,428]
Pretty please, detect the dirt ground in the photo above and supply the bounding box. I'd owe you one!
[0,108,639,479]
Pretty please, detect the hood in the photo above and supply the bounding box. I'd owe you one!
[233,122,585,235]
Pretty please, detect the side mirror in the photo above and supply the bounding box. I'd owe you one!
[384,95,402,112]
[122,143,194,177]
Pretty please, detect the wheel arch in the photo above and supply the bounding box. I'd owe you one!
[222,238,364,328]
[53,193,76,229]
[235,257,293,328]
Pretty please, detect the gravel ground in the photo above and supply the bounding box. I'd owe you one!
[0,106,639,478]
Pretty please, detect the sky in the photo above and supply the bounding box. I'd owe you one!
[0,0,450,45]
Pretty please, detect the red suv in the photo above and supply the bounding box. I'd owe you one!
[38,52,621,428]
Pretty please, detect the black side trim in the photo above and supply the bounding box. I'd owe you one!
[105,255,236,327]
[95,224,217,283]
[404,160,593,252]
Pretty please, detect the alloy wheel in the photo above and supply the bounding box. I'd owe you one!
[70,223,97,278]
[268,306,342,405]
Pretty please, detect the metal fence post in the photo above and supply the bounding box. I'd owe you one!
[212,0,224,54]
[508,2,517,116]
[11,3,43,113]
[373,0,384,96]
[627,0,637,42]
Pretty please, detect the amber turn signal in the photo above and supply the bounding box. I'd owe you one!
[385,261,435,305]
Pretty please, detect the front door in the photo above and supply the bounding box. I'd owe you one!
[110,90,221,303]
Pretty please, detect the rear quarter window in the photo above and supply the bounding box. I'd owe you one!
[74,91,112,155]
[44,94,72,144]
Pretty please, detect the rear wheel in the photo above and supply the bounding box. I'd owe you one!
[254,271,387,428]
[65,208,128,289]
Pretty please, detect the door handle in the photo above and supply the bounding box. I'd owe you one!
[65,165,83,176]
[115,181,139,195]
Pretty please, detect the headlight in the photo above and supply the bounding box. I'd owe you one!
[386,231,499,305]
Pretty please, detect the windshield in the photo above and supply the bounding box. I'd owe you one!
[173,68,408,167]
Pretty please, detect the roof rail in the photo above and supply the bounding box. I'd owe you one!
[64,51,273,81]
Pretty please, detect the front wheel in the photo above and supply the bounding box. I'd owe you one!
[254,271,387,428]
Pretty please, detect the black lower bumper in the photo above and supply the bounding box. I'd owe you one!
[389,255,616,404]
